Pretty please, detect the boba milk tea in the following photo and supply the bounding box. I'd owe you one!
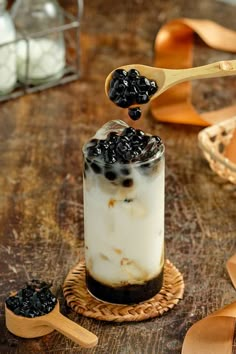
[83,120,165,304]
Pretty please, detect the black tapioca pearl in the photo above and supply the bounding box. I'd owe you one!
[123,87,133,100]
[140,135,150,148]
[136,129,145,137]
[90,138,98,144]
[87,145,102,158]
[138,76,151,90]
[114,96,130,108]
[104,150,117,164]
[122,79,129,87]
[140,162,150,169]
[133,145,143,155]
[127,83,138,93]
[122,127,136,137]
[131,134,143,145]
[86,139,99,151]
[130,79,138,86]
[23,289,34,299]
[109,78,117,88]
[136,93,149,104]
[123,92,135,107]
[108,143,116,151]
[5,296,20,311]
[122,178,134,187]
[118,135,130,144]
[109,87,118,101]
[112,69,127,79]
[105,156,116,164]
[116,142,131,158]
[127,69,140,78]
[116,81,129,95]
[91,162,102,174]
[128,107,142,121]
[112,80,120,89]
[108,132,119,143]
[105,171,117,181]
[128,86,139,100]
[120,168,130,176]
[98,140,110,151]
[116,141,131,155]
[154,136,162,145]
[148,80,158,95]
[123,150,135,161]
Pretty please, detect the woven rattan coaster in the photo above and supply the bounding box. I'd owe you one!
[63,260,184,322]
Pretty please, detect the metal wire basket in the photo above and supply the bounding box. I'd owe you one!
[0,0,83,102]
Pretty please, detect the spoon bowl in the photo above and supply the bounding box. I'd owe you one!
[5,301,98,348]
[105,60,236,104]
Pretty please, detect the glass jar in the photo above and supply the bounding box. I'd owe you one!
[0,0,16,94]
[83,120,165,304]
[11,0,65,84]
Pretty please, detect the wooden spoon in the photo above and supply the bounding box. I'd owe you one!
[5,301,98,348]
[105,60,236,103]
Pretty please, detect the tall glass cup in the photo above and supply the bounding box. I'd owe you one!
[83,120,165,304]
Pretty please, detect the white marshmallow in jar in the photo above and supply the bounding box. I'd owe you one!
[16,37,65,84]
[82,120,165,305]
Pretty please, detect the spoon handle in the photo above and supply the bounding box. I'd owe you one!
[170,60,236,84]
[42,311,98,348]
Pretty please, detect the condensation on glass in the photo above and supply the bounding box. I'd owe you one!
[82,120,165,305]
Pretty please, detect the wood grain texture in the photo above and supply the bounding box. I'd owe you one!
[1,0,236,353]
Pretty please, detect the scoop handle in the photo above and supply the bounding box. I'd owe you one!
[41,311,98,348]
[168,60,236,84]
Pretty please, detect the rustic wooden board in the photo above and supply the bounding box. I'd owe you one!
[1,0,236,353]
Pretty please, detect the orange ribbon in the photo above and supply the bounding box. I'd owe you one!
[151,18,236,126]
[182,254,236,354]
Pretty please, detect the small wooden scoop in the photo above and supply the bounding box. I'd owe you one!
[105,60,236,102]
[5,301,98,348]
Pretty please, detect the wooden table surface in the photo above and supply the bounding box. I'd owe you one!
[1,0,236,353]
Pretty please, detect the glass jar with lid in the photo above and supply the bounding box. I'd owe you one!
[11,0,66,84]
[0,0,17,94]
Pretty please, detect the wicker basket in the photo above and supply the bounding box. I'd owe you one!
[198,117,236,184]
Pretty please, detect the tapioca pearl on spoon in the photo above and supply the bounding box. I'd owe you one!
[5,280,57,318]
[107,68,158,120]
[5,280,98,348]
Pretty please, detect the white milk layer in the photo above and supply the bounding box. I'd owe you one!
[83,158,165,287]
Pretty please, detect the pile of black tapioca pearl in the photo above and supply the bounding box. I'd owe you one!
[84,126,162,186]
[108,68,158,120]
[5,279,57,318]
